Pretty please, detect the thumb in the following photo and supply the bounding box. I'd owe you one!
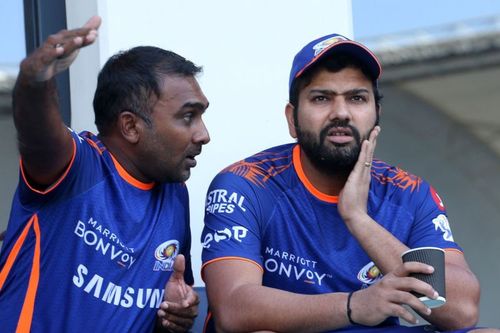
[170,254,186,281]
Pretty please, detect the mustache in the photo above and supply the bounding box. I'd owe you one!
[319,120,361,145]
[187,145,203,157]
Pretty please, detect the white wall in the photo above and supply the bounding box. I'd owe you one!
[66,0,353,286]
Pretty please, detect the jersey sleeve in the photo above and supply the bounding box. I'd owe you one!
[17,128,103,208]
[407,181,462,252]
[201,171,265,271]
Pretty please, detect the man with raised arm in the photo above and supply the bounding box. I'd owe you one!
[0,16,209,332]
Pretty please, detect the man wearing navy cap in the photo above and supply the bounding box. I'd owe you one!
[200,34,485,332]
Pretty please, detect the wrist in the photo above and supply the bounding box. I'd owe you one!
[346,291,361,326]
[14,75,56,97]
[342,212,371,230]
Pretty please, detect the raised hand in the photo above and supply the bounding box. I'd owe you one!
[157,254,199,332]
[338,126,380,223]
[19,15,101,83]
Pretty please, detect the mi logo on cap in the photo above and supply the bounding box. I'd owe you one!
[313,36,346,56]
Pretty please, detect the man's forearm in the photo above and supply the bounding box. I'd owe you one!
[343,213,408,274]
[211,284,350,333]
[13,75,73,184]
[13,77,62,147]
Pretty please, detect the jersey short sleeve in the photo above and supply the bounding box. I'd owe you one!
[17,128,107,207]
[406,181,461,251]
[201,171,266,270]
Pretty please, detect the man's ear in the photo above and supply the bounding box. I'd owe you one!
[285,103,297,139]
[118,111,140,144]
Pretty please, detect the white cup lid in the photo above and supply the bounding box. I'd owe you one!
[419,296,446,309]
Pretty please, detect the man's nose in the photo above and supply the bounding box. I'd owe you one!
[194,120,210,145]
[328,99,351,122]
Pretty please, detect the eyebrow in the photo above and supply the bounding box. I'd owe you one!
[180,101,209,111]
[309,88,370,96]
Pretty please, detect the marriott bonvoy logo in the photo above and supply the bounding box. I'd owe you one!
[74,217,136,269]
[264,247,330,286]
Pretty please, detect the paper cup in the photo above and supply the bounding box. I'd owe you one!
[401,247,446,308]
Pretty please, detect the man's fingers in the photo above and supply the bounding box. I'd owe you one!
[47,30,95,55]
[360,126,380,169]
[161,317,194,333]
[160,300,198,317]
[83,15,102,30]
[353,126,381,176]
[49,37,84,60]
[367,126,380,160]
[18,15,101,83]
[394,261,434,277]
[190,290,201,306]
[171,254,186,279]
[80,15,101,47]
[369,125,381,143]
[389,262,439,303]
[45,16,101,53]
[389,303,419,325]
[391,289,433,317]
[83,30,99,45]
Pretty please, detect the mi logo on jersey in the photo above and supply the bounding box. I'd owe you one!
[357,261,383,286]
[433,214,454,242]
[153,240,179,271]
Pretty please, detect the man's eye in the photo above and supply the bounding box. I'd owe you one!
[183,113,194,122]
[351,95,366,102]
[312,96,328,102]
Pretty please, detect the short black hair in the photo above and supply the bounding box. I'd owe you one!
[93,46,202,135]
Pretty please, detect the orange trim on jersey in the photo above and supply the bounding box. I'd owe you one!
[16,215,41,333]
[20,139,77,195]
[85,137,105,155]
[109,154,154,190]
[0,216,35,290]
[0,214,41,333]
[292,145,338,203]
[202,311,212,333]
[444,248,464,255]
[201,256,264,282]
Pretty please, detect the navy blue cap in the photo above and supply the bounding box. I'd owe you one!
[289,33,382,91]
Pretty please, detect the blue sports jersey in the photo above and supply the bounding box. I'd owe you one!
[0,130,193,333]
[201,143,462,333]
